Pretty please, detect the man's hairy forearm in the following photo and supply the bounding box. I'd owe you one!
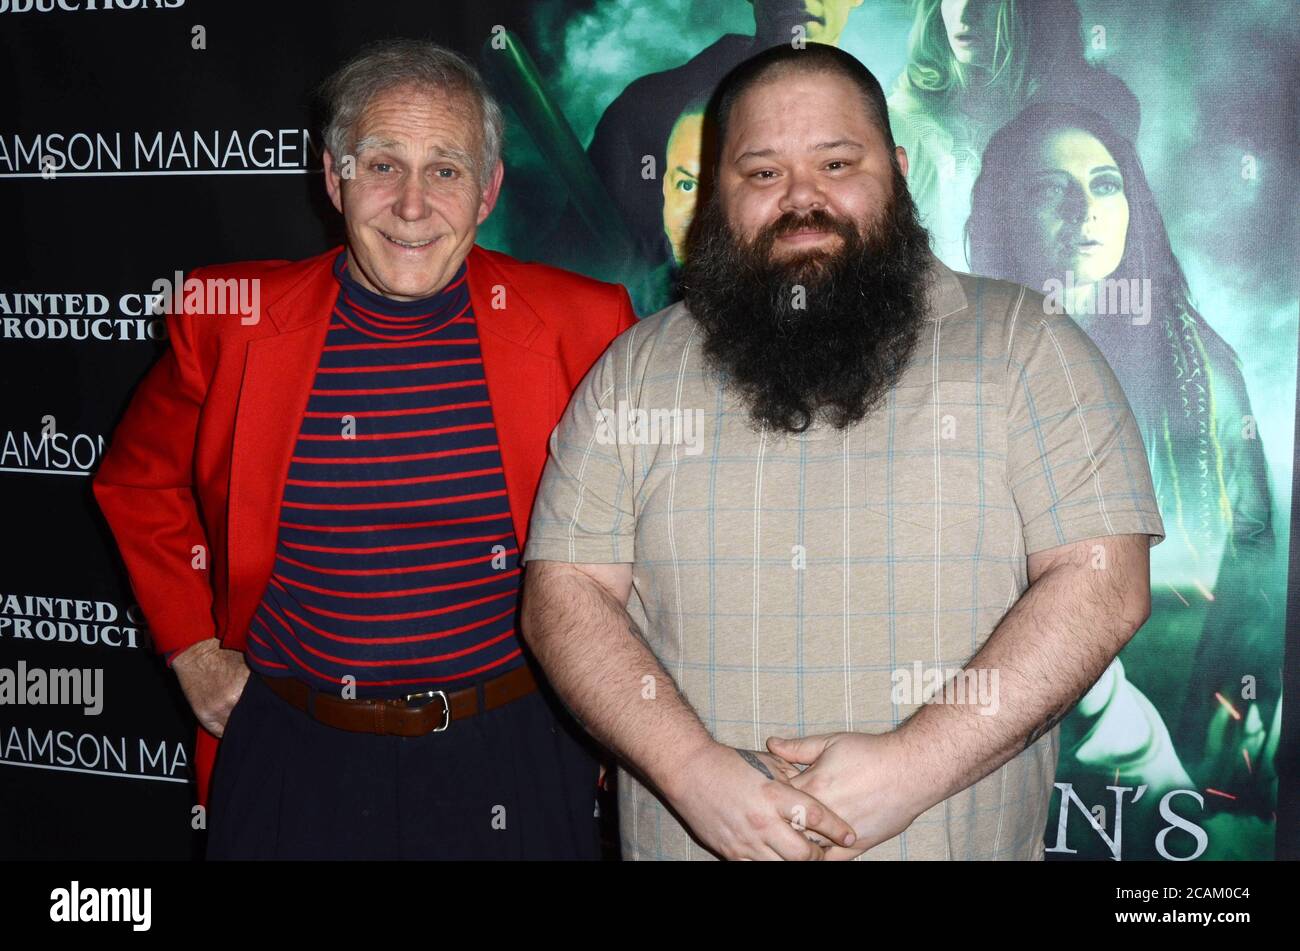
[521,563,714,796]
[896,538,1151,813]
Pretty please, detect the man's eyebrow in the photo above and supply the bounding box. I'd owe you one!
[353,135,400,154]
[674,165,698,178]
[812,139,865,152]
[732,139,867,162]
[430,145,475,166]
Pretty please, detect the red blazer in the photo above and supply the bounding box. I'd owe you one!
[93,244,636,807]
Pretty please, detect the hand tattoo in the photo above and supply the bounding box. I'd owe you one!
[737,748,775,780]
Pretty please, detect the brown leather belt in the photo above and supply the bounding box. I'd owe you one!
[258,664,537,737]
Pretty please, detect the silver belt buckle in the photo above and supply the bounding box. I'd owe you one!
[402,689,450,732]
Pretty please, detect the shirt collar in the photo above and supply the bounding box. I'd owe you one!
[921,253,969,322]
[331,249,469,318]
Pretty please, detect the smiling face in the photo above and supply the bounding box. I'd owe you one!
[683,63,934,435]
[1013,126,1130,286]
[940,0,999,68]
[717,68,908,274]
[323,83,503,300]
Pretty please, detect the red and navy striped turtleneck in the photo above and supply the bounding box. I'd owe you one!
[244,250,526,697]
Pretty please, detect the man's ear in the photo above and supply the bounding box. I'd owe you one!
[895,145,908,178]
[476,159,505,225]
[323,149,345,215]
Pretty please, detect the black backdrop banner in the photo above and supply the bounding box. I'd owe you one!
[1,0,1296,860]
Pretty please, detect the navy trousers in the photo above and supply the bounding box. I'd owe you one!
[205,670,602,860]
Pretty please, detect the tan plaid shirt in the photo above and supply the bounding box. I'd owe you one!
[524,257,1165,860]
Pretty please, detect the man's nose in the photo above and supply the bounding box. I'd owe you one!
[778,168,827,215]
[393,172,432,221]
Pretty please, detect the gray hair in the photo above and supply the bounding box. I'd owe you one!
[319,38,504,181]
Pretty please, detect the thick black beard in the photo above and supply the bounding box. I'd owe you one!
[680,167,934,434]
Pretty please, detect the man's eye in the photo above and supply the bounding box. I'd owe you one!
[751,170,776,180]
[825,160,849,170]
[371,163,394,174]
[436,167,458,179]
[677,179,696,193]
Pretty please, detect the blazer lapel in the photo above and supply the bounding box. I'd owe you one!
[466,245,557,551]
[224,253,338,645]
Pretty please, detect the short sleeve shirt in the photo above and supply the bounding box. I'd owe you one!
[523,258,1165,860]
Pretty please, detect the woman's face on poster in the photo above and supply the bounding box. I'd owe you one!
[1012,126,1130,286]
[940,0,1000,68]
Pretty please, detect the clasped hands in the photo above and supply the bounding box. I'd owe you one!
[667,730,932,861]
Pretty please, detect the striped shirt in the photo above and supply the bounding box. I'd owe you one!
[244,251,526,697]
[523,255,1165,860]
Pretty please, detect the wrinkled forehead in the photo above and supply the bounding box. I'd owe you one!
[350,83,483,150]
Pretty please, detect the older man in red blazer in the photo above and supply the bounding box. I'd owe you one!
[93,39,634,859]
